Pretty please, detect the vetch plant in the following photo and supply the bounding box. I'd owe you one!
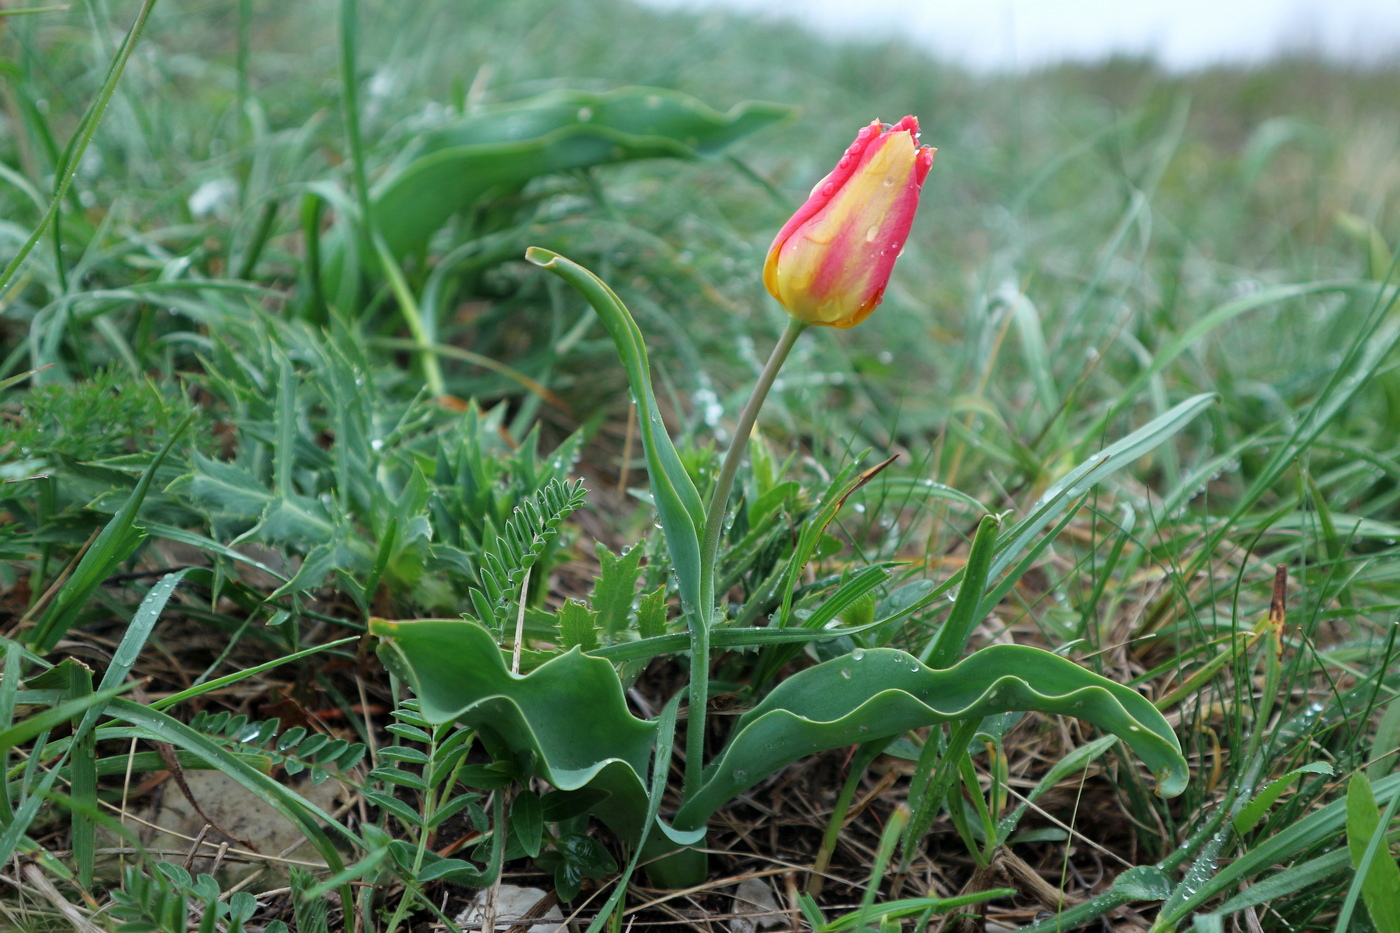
[373,116,1199,893]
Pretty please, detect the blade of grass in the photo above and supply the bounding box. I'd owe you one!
[0,0,160,301]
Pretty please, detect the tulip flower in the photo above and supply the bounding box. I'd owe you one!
[763,116,935,328]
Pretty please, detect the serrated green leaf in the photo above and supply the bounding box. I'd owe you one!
[175,453,272,520]
[557,600,600,652]
[636,585,668,639]
[593,542,644,636]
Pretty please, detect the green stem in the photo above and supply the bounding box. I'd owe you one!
[900,718,980,874]
[374,234,445,396]
[809,737,893,897]
[684,316,806,800]
[339,0,373,242]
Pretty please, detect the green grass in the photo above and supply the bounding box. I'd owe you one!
[1,0,1399,930]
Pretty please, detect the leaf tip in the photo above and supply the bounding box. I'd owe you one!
[525,246,558,267]
[1154,765,1189,799]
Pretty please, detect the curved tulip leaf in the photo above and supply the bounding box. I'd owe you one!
[412,87,792,157]
[674,645,1187,830]
[371,617,701,849]
[374,618,1186,866]
[525,249,706,614]
[323,87,792,297]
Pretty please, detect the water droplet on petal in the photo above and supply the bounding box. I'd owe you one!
[865,224,880,243]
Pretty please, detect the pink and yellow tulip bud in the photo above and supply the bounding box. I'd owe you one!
[763,116,935,329]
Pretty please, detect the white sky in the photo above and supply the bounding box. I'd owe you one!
[638,0,1400,71]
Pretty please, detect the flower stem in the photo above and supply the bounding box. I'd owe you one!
[683,316,807,799]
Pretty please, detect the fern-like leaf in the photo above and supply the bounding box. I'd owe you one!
[471,478,588,631]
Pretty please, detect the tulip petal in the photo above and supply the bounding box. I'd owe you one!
[764,116,934,328]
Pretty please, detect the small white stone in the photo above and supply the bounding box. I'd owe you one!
[454,885,563,933]
[730,877,784,933]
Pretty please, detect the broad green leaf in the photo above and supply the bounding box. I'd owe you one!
[372,616,1185,877]
[675,644,1186,830]
[511,790,544,859]
[526,249,706,615]
[372,617,696,850]
[1369,699,1400,783]
[372,88,791,263]
[320,87,791,296]
[1347,772,1400,933]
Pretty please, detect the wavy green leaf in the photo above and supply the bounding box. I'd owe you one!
[676,644,1186,829]
[374,617,1186,874]
[372,617,697,850]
